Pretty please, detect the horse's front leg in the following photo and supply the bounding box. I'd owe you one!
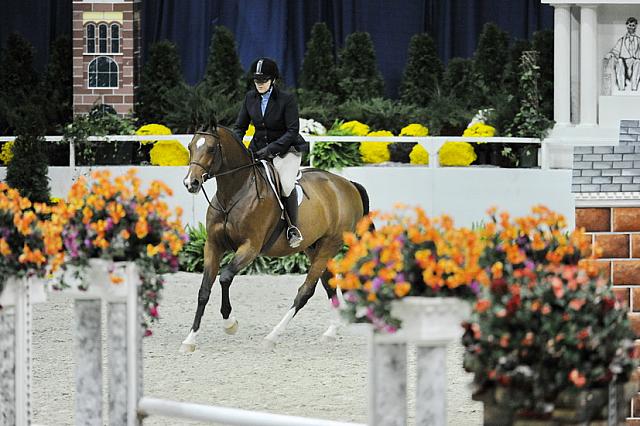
[180,239,222,353]
[218,240,261,335]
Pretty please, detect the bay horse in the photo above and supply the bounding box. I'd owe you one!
[180,126,369,352]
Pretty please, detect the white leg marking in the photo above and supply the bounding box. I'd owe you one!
[179,329,198,353]
[264,308,296,344]
[222,316,239,335]
[322,298,342,341]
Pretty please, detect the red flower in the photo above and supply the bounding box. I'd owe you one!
[569,369,586,388]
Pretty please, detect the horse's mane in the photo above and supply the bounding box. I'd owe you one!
[218,125,251,156]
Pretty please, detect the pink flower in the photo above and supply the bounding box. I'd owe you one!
[149,306,159,318]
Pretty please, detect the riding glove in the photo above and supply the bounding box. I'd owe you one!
[255,147,271,160]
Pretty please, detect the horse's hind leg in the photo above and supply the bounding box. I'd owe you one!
[319,269,343,341]
[180,241,221,353]
[264,238,342,348]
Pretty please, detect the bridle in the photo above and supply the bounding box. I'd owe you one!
[189,131,259,182]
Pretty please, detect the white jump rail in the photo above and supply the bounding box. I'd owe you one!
[0,134,547,169]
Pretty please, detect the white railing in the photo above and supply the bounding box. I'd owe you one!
[0,134,550,169]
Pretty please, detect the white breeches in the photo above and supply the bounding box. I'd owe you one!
[273,151,302,196]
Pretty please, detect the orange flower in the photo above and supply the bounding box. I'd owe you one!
[18,245,46,265]
[135,219,149,239]
[568,298,586,311]
[568,369,586,388]
[475,299,491,313]
[110,274,124,284]
[394,281,411,297]
[0,238,11,256]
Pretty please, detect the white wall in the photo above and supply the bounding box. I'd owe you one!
[0,165,575,230]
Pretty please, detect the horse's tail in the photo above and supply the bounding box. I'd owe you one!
[350,180,369,216]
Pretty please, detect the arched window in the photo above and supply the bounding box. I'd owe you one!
[88,56,118,88]
[98,23,108,53]
[86,24,96,53]
[110,24,120,53]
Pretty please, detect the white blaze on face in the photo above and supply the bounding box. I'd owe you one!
[195,135,206,150]
[184,135,206,188]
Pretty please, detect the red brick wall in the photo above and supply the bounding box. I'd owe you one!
[72,1,141,117]
[576,206,640,421]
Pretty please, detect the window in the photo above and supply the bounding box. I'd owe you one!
[88,56,118,88]
[110,24,120,53]
[98,24,108,53]
[86,24,96,53]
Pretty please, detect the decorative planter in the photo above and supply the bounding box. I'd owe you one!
[389,296,472,345]
[58,258,132,301]
[0,276,47,307]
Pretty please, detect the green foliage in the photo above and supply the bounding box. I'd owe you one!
[311,121,362,170]
[6,102,50,203]
[508,51,554,139]
[337,97,428,134]
[202,26,244,102]
[135,40,185,125]
[424,86,474,136]
[62,105,136,164]
[299,22,339,95]
[399,33,443,106]
[297,88,339,128]
[179,222,310,274]
[442,57,476,110]
[0,33,39,135]
[473,23,510,102]
[532,30,554,121]
[337,32,384,101]
[41,35,73,135]
[165,81,240,132]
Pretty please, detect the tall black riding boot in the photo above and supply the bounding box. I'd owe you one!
[283,194,303,248]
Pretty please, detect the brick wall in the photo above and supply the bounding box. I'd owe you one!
[576,206,640,421]
[72,0,141,117]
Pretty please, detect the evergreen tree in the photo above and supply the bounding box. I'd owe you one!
[299,22,338,95]
[135,40,184,125]
[0,33,39,134]
[442,57,474,108]
[532,30,554,120]
[42,35,73,134]
[6,100,50,202]
[337,32,384,101]
[399,33,443,105]
[473,23,510,103]
[202,26,244,101]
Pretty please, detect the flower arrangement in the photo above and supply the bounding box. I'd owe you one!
[0,140,14,165]
[360,130,392,164]
[150,140,189,166]
[299,118,326,136]
[135,123,172,145]
[340,120,369,136]
[439,142,477,166]
[461,206,635,415]
[463,122,496,139]
[52,169,187,330]
[327,206,485,332]
[0,182,64,296]
[409,144,429,165]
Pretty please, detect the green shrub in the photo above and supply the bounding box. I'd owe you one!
[399,33,443,106]
[299,22,339,96]
[202,26,244,102]
[311,121,362,170]
[532,30,554,121]
[473,23,510,105]
[42,35,73,135]
[337,32,384,101]
[442,57,476,110]
[179,223,207,272]
[0,33,39,135]
[337,97,427,134]
[6,101,50,203]
[297,88,339,129]
[135,40,184,125]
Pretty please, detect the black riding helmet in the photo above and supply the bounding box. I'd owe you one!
[250,57,279,83]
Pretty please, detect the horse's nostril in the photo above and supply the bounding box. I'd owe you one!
[191,179,200,187]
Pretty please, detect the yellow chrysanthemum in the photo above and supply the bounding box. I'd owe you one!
[463,123,496,139]
[0,140,15,165]
[340,120,370,136]
[409,144,429,165]
[439,142,477,166]
[149,140,189,166]
[360,130,393,164]
[400,123,429,137]
[136,123,172,145]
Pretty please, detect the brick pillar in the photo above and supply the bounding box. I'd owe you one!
[576,206,640,423]
[72,0,141,117]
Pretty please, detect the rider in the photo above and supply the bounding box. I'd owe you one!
[233,57,308,248]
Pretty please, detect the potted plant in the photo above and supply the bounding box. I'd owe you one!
[327,206,486,337]
[462,206,638,424]
[51,169,188,331]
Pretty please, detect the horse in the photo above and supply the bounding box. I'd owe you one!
[180,126,370,352]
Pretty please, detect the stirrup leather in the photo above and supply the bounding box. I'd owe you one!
[287,225,303,248]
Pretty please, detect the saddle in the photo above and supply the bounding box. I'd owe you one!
[259,161,306,254]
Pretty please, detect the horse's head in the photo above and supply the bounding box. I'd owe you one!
[183,127,222,193]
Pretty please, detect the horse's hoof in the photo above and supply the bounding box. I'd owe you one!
[180,343,196,353]
[223,318,239,335]
[262,337,276,351]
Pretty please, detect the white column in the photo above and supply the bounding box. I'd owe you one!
[579,5,598,126]
[554,4,572,126]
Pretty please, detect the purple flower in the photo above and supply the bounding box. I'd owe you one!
[470,280,480,294]
[372,277,384,291]
[344,291,358,303]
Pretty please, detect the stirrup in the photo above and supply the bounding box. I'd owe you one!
[287,226,303,248]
